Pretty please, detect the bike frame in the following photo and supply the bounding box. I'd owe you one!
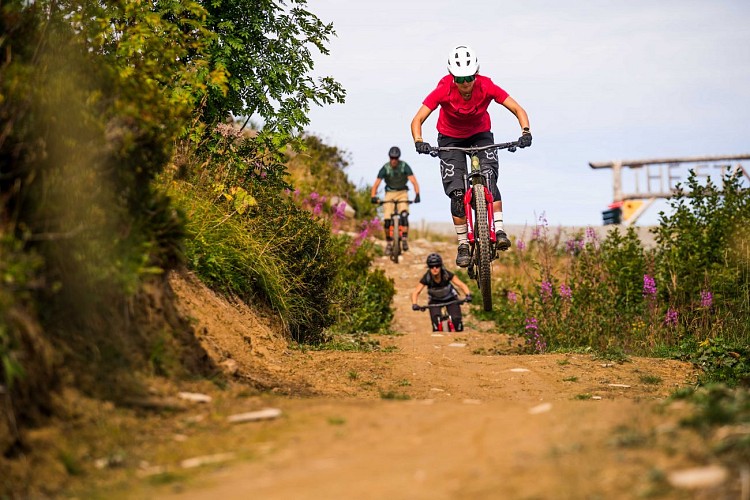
[463,161,496,246]
[418,298,468,332]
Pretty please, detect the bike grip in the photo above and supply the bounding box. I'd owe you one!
[429,149,439,157]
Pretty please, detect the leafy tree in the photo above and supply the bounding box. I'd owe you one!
[196,0,346,141]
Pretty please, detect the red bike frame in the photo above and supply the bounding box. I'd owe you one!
[464,185,496,244]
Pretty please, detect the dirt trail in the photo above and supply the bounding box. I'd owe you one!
[146,239,714,499]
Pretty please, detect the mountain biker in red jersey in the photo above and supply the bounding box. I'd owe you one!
[410,45,531,268]
[411,253,472,332]
[370,146,421,253]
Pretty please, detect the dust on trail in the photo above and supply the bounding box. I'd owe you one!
[152,238,707,500]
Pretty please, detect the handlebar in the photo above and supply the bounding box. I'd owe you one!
[416,298,469,311]
[377,200,415,206]
[428,141,520,157]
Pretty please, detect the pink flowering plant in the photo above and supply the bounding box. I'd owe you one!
[467,170,750,385]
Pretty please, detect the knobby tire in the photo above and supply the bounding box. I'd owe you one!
[473,183,493,311]
[390,215,401,263]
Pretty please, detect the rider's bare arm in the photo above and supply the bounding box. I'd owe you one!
[451,275,471,297]
[410,105,434,142]
[411,283,426,305]
[407,175,420,197]
[371,177,382,198]
[500,96,530,132]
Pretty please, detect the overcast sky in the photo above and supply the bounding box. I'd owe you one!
[304,0,750,227]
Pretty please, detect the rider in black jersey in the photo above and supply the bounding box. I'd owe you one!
[411,253,472,331]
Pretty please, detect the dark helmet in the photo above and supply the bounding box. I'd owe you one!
[426,253,443,267]
[388,146,401,158]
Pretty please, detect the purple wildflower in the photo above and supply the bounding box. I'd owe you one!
[538,212,548,228]
[334,202,347,220]
[700,290,713,308]
[565,239,581,253]
[516,239,526,251]
[585,226,598,242]
[559,283,572,300]
[308,191,319,201]
[507,291,518,304]
[525,317,538,331]
[664,308,679,327]
[524,317,547,353]
[540,280,553,301]
[643,274,657,297]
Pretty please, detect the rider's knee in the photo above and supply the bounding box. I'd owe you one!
[383,218,392,229]
[450,189,465,218]
[454,320,464,332]
[400,211,409,226]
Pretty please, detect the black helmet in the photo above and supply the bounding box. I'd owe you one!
[388,146,401,158]
[426,253,443,267]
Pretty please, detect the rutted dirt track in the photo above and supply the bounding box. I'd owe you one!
[142,239,733,500]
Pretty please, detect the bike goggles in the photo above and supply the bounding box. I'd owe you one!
[429,265,441,269]
[453,74,476,84]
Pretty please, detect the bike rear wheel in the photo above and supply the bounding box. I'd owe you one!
[473,183,493,311]
[390,215,401,263]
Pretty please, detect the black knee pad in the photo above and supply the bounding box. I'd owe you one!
[454,319,464,332]
[399,211,409,226]
[384,218,392,229]
[450,189,465,218]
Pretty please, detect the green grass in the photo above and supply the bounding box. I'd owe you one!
[380,390,410,400]
[639,374,662,385]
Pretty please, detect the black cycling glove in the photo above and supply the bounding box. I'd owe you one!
[465,293,473,303]
[371,196,379,204]
[414,193,421,203]
[411,304,421,311]
[415,141,432,154]
[518,132,532,149]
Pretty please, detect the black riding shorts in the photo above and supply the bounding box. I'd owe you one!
[437,131,502,201]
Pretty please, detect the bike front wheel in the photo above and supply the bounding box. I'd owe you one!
[472,183,493,311]
[390,216,401,263]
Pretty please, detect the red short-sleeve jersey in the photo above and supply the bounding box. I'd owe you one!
[422,74,509,139]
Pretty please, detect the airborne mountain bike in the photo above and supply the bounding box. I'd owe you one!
[376,199,414,263]
[429,141,520,311]
[416,297,469,332]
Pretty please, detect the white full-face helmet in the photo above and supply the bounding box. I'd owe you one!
[447,45,479,77]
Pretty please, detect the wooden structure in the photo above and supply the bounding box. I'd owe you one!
[590,154,750,225]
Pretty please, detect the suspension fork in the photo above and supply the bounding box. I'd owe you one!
[463,157,497,244]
